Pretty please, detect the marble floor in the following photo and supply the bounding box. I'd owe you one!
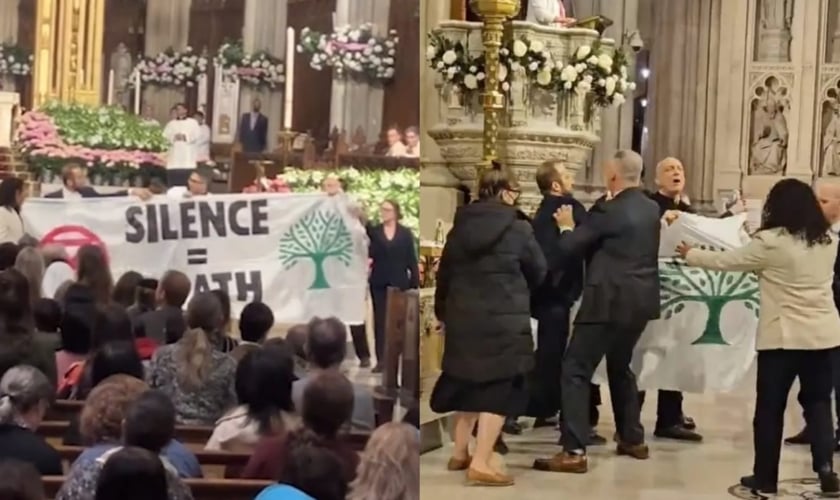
[420,367,832,499]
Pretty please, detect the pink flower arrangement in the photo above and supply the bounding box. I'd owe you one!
[242,176,292,194]
[16,111,165,169]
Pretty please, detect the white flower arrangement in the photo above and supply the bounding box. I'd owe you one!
[297,23,398,83]
[0,43,33,77]
[129,46,209,88]
[556,42,636,107]
[427,34,636,108]
[213,40,285,88]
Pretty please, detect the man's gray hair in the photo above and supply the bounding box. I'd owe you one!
[614,149,644,183]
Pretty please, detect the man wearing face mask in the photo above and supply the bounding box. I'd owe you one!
[237,98,268,153]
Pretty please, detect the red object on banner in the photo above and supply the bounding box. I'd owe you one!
[39,225,109,269]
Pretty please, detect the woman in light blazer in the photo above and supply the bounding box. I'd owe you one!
[0,178,25,244]
[676,178,840,497]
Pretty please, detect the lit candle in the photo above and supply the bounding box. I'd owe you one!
[283,27,295,130]
[106,69,114,105]
[133,71,141,114]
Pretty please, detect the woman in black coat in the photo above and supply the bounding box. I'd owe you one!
[367,199,419,373]
[431,165,547,487]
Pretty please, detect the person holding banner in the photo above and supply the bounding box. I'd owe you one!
[44,164,152,200]
[533,150,660,474]
[676,178,840,497]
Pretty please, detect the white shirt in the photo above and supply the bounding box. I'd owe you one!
[526,0,565,25]
[387,142,408,157]
[166,186,211,199]
[62,187,81,200]
[405,142,420,158]
[195,123,211,162]
[163,118,201,169]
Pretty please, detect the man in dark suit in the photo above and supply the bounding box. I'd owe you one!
[237,98,268,153]
[135,270,190,344]
[44,163,151,200]
[785,181,840,447]
[533,149,661,473]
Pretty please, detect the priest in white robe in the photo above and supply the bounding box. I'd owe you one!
[163,103,201,186]
[526,0,575,26]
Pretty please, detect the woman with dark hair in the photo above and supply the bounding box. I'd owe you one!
[113,271,143,308]
[0,269,57,384]
[430,164,546,487]
[0,178,25,244]
[367,199,419,373]
[76,245,114,305]
[207,345,298,452]
[0,459,46,500]
[90,342,144,387]
[210,288,239,352]
[13,247,44,308]
[148,292,236,425]
[677,178,840,496]
[243,370,358,483]
[33,297,61,352]
[94,447,169,500]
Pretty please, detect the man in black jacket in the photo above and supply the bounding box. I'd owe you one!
[784,181,840,446]
[533,149,660,473]
[44,163,151,200]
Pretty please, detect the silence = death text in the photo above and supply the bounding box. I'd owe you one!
[123,199,270,243]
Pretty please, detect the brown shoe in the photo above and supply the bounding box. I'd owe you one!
[446,455,471,471]
[616,442,650,459]
[466,468,515,486]
[532,452,588,473]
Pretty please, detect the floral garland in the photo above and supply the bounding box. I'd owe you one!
[213,40,285,89]
[130,47,209,88]
[0,43,33,77]
[297,23,398,82]
[426,34,634,108]
[16,102,166,174]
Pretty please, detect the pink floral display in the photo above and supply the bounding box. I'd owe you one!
[242,176,292,194]
[17,111,165,169]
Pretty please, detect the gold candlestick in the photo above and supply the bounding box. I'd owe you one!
[468,0,520,162]
[277,128,296,169]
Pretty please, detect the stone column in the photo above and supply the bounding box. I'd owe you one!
[646,0,721,205]
[240,0,287,152]
[328,0,390,142]
[419,0,460,240]
[0,0,19,91]
[144,0,192,123]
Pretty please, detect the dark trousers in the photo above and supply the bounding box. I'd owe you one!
[754,349,834,486]
[527,305,571,418]
[560,322,645,452]
[349,324,370,361]
[637,389,685,430]
[165,168,192,187]
[797,347,840,437]
[370,286,388,362]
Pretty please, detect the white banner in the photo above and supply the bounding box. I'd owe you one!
[593,213,758,392]
[22,193,368,324]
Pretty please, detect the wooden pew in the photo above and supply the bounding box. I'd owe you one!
[46,399,83,421]
[42,476,272,500]
[374,288,420,424]
[56,445,251,468]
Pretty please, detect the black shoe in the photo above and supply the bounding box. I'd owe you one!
[502,418,523,435]
[588,430,607,446]
[784,428,809,445]
[739,475,778,496]
[681,415,696,430]
[533,417,558,429]
[820,470,840,497]
[654,425,703,442]
[494,436,509,455]
[359,358,371,368]
[371,364,383,374]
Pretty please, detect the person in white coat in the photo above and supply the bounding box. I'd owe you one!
[194,111,212,163]
[526,0,575,26]
[0,178,25,244]
[163,103,201,187]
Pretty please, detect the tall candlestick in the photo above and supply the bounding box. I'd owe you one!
[283,27,295,130]
[133,71,141,114]
[106,69,114,105]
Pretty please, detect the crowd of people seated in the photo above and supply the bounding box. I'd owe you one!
[0,236,419,500]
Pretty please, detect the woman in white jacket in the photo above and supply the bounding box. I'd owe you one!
[0,178,25,245]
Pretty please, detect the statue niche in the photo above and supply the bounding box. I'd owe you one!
[749,76,789,176]
[109,43,133,109]
[755,0,793,62]
[821,86,840,177]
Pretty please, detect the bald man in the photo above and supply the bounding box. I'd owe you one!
[785,181,840,447]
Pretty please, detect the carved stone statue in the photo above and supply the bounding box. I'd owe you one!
[110,43,133,109]
[749,86,789,175]
[823,100,840,176]
[757,0,794,62]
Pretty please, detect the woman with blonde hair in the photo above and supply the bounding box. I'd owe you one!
[148,292,236,425]
[348,422,419,500]
[13,247,44,307]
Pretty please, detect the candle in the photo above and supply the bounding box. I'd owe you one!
[106,69,114,105]
[133,70,141,114]
[283,27,295,130]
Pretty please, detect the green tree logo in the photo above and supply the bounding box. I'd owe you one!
[278,208,354,290]
[659,248,759,345]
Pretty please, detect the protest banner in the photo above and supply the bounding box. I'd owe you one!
[22,193,368,324]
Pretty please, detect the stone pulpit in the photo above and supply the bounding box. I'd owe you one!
[0,92,20,149]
